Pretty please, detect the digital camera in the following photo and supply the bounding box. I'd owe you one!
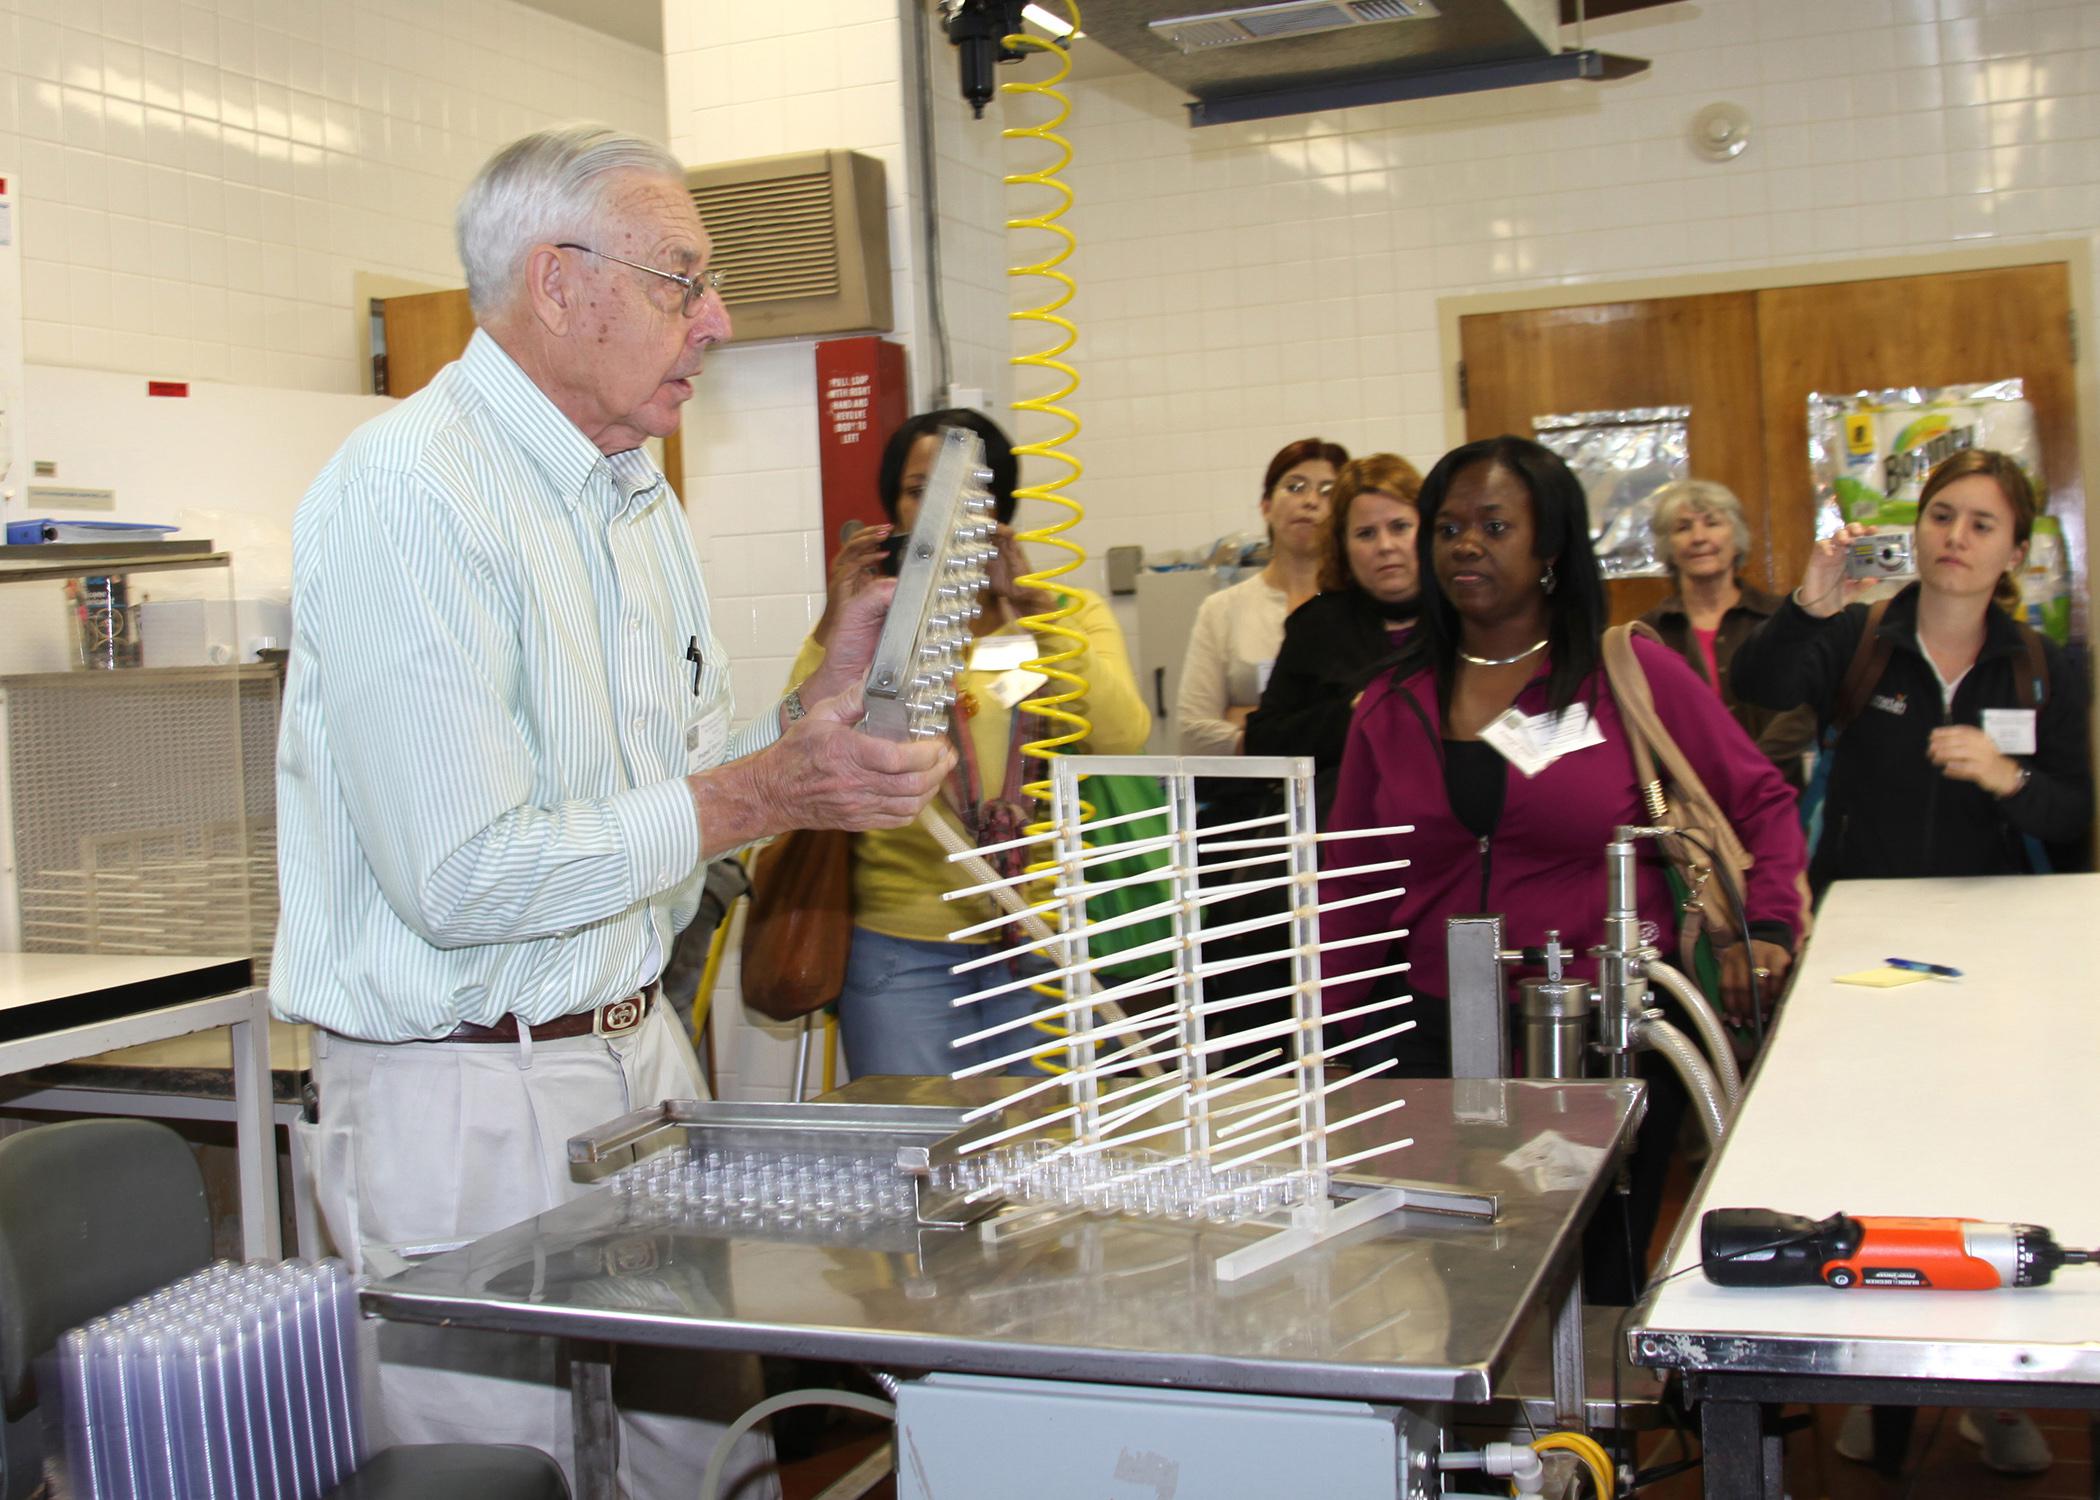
[1843,531,1915,579]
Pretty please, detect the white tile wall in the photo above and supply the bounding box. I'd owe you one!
[2,0,666,392]
[666,1,1019,1100]
[1007,0,2100,565]
[564,0,2100,1101]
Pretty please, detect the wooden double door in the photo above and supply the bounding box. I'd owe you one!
[1457,263,2083,628]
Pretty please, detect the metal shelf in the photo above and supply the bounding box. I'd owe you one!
[0,542,227,583]
[0,662,279,689]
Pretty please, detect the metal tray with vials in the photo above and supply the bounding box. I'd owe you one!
[568,1098,1014,1229]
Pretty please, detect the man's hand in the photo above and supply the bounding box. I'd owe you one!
[804,573,898,706]
[1927,724,2024,796]
[1717,938,1793,1027]
[693,683,953,858]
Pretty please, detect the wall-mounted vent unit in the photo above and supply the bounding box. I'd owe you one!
[1151,0,1440,55]
[684,149,892,341]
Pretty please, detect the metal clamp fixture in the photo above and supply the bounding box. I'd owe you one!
[860,426,999,743]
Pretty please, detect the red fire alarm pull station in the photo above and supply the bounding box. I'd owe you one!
[815,337,909,552]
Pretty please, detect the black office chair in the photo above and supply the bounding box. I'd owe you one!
[0,1119,568,1500]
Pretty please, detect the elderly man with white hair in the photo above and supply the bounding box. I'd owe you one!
[272,124,951,1496]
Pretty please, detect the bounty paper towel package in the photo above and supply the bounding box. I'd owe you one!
[1808,379,2041,533]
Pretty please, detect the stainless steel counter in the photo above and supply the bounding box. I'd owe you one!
[364,1074,1640,1405]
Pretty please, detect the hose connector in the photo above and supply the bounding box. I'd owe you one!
[1439,1442,1546,1495]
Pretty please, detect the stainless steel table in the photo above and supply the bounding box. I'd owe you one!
[1629,875,2100,1499]
[366,1074,1640,1498]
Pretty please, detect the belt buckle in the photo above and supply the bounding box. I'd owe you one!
[594,995,645,1039]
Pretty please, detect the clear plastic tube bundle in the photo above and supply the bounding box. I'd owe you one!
[932,1140,1312,1223]
[610,1146,919,1229]
[47,1259,364,1500]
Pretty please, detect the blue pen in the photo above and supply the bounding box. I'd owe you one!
[1885,957,1963,979]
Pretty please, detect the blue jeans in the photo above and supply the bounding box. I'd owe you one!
[836,927,1056,1079]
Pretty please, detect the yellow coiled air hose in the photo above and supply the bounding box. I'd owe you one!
[1001,3,1090,1074]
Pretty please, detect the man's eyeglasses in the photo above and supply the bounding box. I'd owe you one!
[556,242,723,317]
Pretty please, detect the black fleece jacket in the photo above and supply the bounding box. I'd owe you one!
[1732,583,2091,889]
[1245,589,1408,819]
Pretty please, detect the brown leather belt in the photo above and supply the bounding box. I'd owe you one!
[431,990,653,1044]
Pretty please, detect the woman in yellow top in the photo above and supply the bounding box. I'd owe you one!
[792,410,1151,1077]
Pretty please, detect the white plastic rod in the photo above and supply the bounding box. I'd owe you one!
[1213,1095,1410,1174]
[950,988,1181,1050]
[1325,1136,1417,1171]
[944,899,1062,941]
[958,1039,1168,1122]
[1194,958,1413,1024]
[950,1008,1182,1080]
[951,858,1411,973]
[1318,1018,1419,1064]
[1198,824,1416,855]
[958,798,1172,861]
[946,891,1184,973]
[1215,1059,1396,1140]
[1188,992,1408,1056]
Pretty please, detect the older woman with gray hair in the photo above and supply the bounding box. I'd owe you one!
[1637,479,1815,787]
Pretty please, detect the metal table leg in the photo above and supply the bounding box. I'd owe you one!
[1700,1398,1783,1500]
[1869,1405,1914,1478]
[229,988,283,1260]
[1549,1257,1586,1433]
[569,1342,620,1500]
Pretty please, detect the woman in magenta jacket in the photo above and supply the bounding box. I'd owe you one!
[1321,435,1810,1298]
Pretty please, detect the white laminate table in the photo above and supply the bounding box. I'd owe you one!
[0,952,282,1259]
[1630,874,2100,1497]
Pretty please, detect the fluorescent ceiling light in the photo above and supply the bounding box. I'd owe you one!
[1023,3,1080,38]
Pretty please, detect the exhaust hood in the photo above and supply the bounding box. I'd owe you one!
[1070,0,1661,125]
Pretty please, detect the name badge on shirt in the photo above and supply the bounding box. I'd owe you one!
[1480,704,1605,778]
[968,633,1038,673]
[1982,707,2037,756]
[984,668,1048,710]
[685,704,729,773]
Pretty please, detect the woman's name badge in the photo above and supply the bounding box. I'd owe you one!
[1480,704,1603,778]
[986,668,1048,710]
[1982,708,2036,756]
[968,634,1038,673]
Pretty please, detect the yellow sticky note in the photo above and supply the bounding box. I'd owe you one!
[1835,967,1933,988]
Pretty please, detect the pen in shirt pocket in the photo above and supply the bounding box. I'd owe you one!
[686,636,703,695]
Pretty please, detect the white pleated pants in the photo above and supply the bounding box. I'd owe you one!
[304,1000,780,1500]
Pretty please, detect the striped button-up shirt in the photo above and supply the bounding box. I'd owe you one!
[271,329,778,1041]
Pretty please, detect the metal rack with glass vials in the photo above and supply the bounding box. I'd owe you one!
[858,426,999,743]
